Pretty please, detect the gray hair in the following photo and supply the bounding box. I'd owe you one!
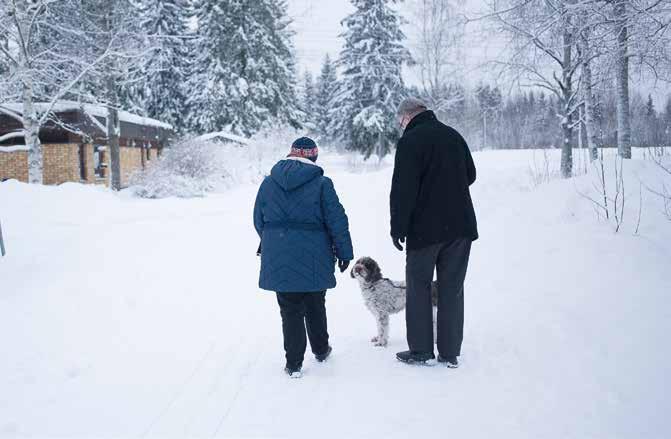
[397,98,428,117]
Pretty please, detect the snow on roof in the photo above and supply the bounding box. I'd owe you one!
[0,145,30,152]
[196,131,250,145]
[1,101,173,131]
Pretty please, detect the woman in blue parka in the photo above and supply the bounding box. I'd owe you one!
[253,137,353,378]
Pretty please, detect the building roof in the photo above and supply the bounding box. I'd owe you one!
[1,101,172,130]
[196,131,250,145]
[0,101,173,146]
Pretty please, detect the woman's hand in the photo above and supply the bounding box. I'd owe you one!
[338,259,350,273]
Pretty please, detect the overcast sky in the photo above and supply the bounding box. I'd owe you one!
[286,0,671,99]
[287,0,521,90]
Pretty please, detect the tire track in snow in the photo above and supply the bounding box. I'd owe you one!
[211,346,264,438]
[138,339,217,438]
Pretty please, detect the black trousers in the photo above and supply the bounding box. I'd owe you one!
[276,291,329,369]
[406,239,472,357]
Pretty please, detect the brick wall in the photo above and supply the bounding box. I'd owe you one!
[43,143,80,185]
[120,146,143,187]
[0,150,28,182]
[1,144,158,186]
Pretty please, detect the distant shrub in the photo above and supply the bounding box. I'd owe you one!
[130,138,225,198]
[130,127,304,199]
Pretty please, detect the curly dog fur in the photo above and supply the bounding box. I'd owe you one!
[351,257,437,347]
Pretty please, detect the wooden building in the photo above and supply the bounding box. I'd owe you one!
[0,102,173,186]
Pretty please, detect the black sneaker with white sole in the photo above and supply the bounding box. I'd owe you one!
[315,346,332,362]
[396,350,436,365]
[284,366,303,378]
[437,355,459,368]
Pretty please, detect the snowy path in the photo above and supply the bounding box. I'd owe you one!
[1,150,670,438]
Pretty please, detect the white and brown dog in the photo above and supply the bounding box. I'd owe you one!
[351,257,438,347]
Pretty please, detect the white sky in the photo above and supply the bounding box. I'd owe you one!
[287,0,522,89]
[287,0,671,98]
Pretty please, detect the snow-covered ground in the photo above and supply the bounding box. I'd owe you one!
[1,149,670,438]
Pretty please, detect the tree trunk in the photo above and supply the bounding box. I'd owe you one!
[483,111,487,150]
[560,27,574,178]
[581,34,599,162]
[107,74,121,191]
[102,3,122,191]
[615,0,632,159]
[23,76,43,184]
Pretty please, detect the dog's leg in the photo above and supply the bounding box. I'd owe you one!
[373,313,390,347]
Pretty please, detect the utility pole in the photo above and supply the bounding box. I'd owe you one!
[0,219,6,257]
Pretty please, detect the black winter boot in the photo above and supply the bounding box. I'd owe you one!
[315,346,332,362]
[284,365,303,379]
[396,350,436,365]
[437,355,459,368]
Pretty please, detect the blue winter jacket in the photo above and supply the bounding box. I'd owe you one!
[254,157,354,293]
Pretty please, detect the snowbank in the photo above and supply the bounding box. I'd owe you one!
[1,149,670,438]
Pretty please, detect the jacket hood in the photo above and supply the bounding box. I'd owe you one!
[270,157,324,191]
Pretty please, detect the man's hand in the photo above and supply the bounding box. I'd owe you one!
[392,236,405,251]
[338,259,350,273]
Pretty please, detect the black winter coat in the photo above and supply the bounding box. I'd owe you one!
[390,110,478,251]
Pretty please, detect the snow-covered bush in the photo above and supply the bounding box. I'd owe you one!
[245,126,304,174]
[130,138,226,198]
[130,127,305,199]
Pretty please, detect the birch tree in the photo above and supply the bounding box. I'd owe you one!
[611,0,671,158]
[410,0,465,113]
[1,1,94,183]
[0,0,133,185]
[490,0,582,177]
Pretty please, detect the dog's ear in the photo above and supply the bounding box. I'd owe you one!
[364,258,382,283]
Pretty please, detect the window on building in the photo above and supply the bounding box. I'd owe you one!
[94,145,107,178]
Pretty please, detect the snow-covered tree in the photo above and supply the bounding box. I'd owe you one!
[0,0,135,184]
[0,34,11,104]
[491,0,583,177]
[314,54,338,143]
[186,0,302,137]
[131,0,192,133]
[409,0,465,114]
[74,0,151,190]
[331,0,412,158]
[643,94,659,147]
[663,95,671,146]
[300,70,317,133]
[475,84,502,150]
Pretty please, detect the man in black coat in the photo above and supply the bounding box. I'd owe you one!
[390,98,478,368]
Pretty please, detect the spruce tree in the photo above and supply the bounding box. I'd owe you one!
[644,94,657,147]
[300,71,317,132]
[663,95,671,146]
[331,0,411,158]
[134,0,191,133]
[314,54,338,143]
[186,0,301,137]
